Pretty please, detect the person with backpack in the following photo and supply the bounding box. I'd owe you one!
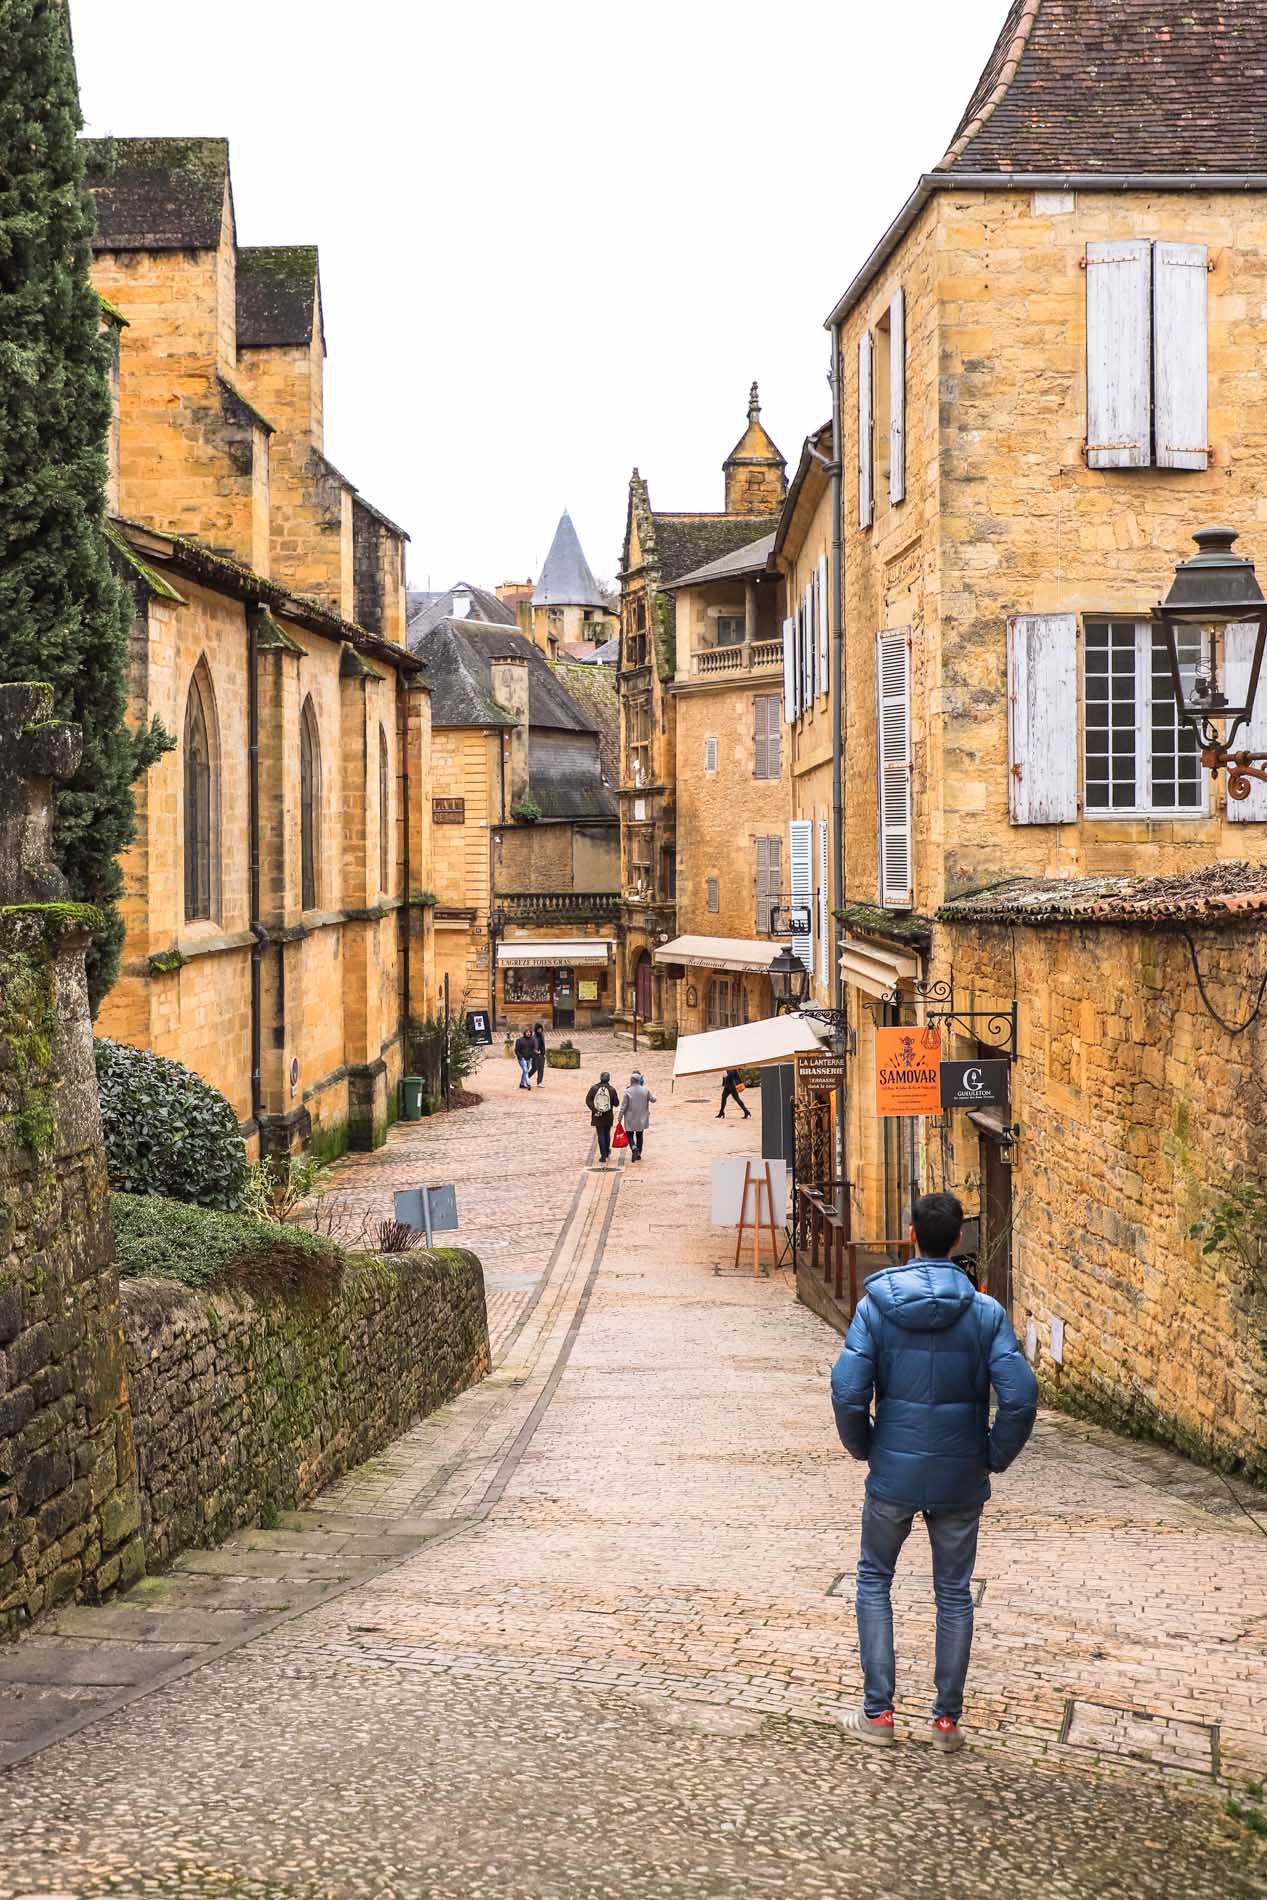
[717,1067,750,1120]
[585,1070,617,1164]
[617,1072,656,1163]
[830,1191,1038,1755]
[531,1022,547,1087]
[513,1029,534,1090]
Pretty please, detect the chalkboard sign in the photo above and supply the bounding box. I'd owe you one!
[465,1010,493,1045]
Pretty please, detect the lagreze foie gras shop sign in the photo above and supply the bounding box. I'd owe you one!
[875,1026,942,1118]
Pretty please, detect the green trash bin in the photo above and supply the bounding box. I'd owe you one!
[401,1075,425,1122]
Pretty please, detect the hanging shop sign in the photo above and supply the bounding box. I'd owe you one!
[875,1025,942,1118]
[940,1059,1010,1112]
[770,902,813,938]
[795,1051,846,1093]
[433,797,466,824]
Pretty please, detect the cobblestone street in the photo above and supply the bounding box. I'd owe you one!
[1,1031,1265,1898]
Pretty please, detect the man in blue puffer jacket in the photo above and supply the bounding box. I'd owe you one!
[831,1190,1037,1754]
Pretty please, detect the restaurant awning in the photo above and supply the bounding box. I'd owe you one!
[497,939,614,965]
[838,933,923,1001]
[654,935,779,975]
[673,1014,828,1081]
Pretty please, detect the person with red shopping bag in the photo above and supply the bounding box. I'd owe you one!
[618,1072,655,1164]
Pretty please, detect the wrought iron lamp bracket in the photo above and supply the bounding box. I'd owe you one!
[883,979,1018,1063]
[1196,740,1267,802]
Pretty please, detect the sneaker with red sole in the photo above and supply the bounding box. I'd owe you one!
[931,1716,965,1753]
[839,1709,895,1747]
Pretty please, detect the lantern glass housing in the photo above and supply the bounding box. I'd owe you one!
[1155,527,1267,744]
[768,946,811,1008]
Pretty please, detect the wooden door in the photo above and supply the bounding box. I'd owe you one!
[634,953,652,1021]
[979,1131,1013,1310]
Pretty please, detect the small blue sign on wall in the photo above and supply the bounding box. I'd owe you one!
[394,1186,459,1242]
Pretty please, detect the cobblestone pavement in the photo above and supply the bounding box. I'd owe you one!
[1,1031,1265,1898]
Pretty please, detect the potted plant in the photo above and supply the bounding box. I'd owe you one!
[546,1038,581,1071]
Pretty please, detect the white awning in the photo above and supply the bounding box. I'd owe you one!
[654,935,779,976]
[497,939,613,965]
[673,1014,828,1081]
[838,933,923,1001]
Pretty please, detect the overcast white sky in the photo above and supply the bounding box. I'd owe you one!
[72,0,1007,592]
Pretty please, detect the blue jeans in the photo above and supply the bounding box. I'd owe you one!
[855,1492,981,1721]
[518,1057,532,1088]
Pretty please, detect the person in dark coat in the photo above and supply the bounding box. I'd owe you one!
[513,1030,534,1090]
[585,1071,617,1164]
[830,1191,1037,1755]
[717,1068,750,1120]
[531,1023,546,1087]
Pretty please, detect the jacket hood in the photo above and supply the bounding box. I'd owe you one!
[864,1260,976,1333]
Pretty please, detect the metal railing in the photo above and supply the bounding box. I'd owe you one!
[795,1183,913,1322]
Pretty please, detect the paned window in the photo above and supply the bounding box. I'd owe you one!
[706,876,719,914]
[704,736,718,775]
[707,977,746,1030]
[717,614,744,648]
[1083,620,1203,816]
[754,835,782,935]
[660,846,676,901]
[300,695,322,910]
[183,662,217,922]
[504,966,552,1003]
[753,694,781,779]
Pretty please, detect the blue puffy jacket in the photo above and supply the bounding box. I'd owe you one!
[830,1259,1038,1514]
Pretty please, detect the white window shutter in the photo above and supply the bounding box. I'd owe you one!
[1086,240,1151,469]
[858,330,874,527]
[875,631,913,909]
[1154,241,1209,471]
[789,818,814,974]
[817,817,830,984]
[782,616,796,724]
[1224,624,1267,821]
[803,582,814,709]
[817,552,829,697]
[1006,614,1078,824]
[889,287,906,505]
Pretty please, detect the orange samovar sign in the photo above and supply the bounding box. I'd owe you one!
[875,1026,942,1118]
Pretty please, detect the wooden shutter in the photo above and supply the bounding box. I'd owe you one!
[782,615,796,724]
[858,330,874,527]
[817,552,829,698]
[789,818,813,973]
[1225,624,1267,821]
[876,631,912,909]
[764,694,782,777]
[704,735,718,775]
[1086,240,1151,469]
[817,817,830,985]
[1007,614,1078,824]
[753,697,767,780]
[1154,241,1209,471]
[889,287,906,505]
[802,583,814,709]
[755,835,781,933]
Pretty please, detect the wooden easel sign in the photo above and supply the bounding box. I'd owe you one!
[733,1159,781,1279]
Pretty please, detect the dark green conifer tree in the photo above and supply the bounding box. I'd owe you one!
[0,0,168,1009]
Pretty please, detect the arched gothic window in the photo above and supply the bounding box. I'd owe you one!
[183,661,219,922]
[300,696,322,910]
[378,723,390,894]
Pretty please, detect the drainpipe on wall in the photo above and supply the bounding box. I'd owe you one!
[829,324,847,1220]
[247,609,264,1140]
[489,728,507,1024]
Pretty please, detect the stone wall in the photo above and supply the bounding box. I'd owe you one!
[934,917,1267,1480]
[0,685,145,1635]
[121,1250,489,1566]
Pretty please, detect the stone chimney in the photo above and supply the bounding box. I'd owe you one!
[489,655,530,811]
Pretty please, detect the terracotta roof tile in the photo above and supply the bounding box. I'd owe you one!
[940,863,1267,927]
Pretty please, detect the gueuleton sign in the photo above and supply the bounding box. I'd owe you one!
[875,1025,942,1118]
[940,1059,1010,1112]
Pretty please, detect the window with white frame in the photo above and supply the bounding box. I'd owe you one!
[1083,620,1204,815]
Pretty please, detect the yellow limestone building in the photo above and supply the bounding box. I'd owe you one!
[818,0,1267,1474]
[85,136,433,1158]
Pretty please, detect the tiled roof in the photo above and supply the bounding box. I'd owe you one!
[552,660,620,785]
[651,514,783,586]
[533,511,606,607]
[413,620,601,736]
[940,864,1267,928]
[940,0,1267,175]
[83,137,230,251]
[406,584,516,637]
[668,531,776,590]
[237,247,322,350]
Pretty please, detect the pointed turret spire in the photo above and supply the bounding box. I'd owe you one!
[532,510,606,608]
[724,381,786,516]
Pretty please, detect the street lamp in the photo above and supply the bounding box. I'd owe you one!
[1156,527,1267,796]
[768,945,812,1011]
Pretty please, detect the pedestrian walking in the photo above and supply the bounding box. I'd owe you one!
[585,1070,617,1164]
[717,1067,751,1120]
[531,1022,547,1087]
[830,1191,1037,1754]
[618,1072,655,1163]
[513,1029,534,1090]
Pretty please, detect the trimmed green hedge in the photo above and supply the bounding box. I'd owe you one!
[111,1192,343,1296]
[96,1038,246,1209]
